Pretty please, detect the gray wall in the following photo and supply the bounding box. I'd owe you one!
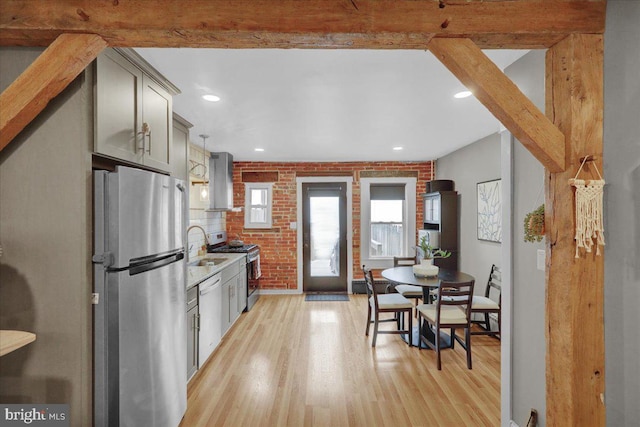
[0,48,93,426]
[504,51,548,425]
[436,132,502,290]
[438,50,547,425]
[603,1,640,425]
[500,2,640,424]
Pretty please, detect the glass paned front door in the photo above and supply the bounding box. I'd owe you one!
[302,182,347,293]
[310,196,340,277]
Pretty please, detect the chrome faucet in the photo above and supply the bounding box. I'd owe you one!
[187,225,210,259]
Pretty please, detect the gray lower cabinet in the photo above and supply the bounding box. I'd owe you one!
[95,48,179,174]
[221,277,239,335]
[237,264,247,314]
[221,258,246,336]
[229,278,239,325]
[221,279,231,334]
[186,286,199,381]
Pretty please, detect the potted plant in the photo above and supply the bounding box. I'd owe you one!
[524,204,545,242]
[417,235,451,263]
[414,235,451,277]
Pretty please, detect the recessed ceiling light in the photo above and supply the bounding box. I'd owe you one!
[393,146,403,151]
[454,90,473,99]
[254,148,265,152]
[202,94,221,102]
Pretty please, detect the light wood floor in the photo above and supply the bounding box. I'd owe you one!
[181,294,500,427]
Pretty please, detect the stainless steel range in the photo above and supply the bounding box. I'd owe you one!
[207,231,261,311]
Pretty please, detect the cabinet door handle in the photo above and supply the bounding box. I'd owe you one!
[146,129,152,155]
[195,313,200,331]
[137,122,149,153]
[139,122,151,154]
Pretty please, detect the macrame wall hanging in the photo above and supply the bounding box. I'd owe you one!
[569,156,605,258]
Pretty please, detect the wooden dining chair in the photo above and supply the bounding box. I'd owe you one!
[417,278,475,370]
[363,266,413,347]
[391,256,423,316]
[470,264,501,339]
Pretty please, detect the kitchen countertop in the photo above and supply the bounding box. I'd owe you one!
[187,253,246,290]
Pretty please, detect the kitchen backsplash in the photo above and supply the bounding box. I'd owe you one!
[188,143,210,211]
[188,142,225,259]
[188,210,225,259]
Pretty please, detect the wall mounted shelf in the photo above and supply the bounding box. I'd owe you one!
[0,330,36,357]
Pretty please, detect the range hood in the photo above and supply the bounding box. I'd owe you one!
[208,152,234,211]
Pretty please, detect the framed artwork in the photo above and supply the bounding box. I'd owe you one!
[477,179,502,243]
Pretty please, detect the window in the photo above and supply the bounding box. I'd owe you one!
[370,185,404,257]
[244,183,273,228]
[360,177,416,269]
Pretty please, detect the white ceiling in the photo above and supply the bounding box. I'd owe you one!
[136,48,527,162]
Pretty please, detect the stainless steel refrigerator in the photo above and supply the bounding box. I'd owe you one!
[93,166,187,427]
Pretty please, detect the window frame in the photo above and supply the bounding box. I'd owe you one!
[244,182,274,229]
[360,177,417,269]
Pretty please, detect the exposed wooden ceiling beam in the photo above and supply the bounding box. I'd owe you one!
[0,33,107,151]
[0,0,605,49]
[429,37,566,172]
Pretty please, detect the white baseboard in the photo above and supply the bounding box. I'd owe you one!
[259,289,302,295]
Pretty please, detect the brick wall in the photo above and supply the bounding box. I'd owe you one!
[226,161,435,290]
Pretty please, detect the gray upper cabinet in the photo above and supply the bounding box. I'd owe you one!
[141,77,172,171]
[95,49,180,174]
[172,113,192,182]
[95,50,142,164]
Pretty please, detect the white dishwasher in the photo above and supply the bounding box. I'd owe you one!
[198,272,222,368]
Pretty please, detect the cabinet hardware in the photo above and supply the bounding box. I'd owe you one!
[137,122,151,153]
[146,129,152,155]
[141,122,151,154]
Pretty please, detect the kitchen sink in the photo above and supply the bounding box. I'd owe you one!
[192,257,228,267]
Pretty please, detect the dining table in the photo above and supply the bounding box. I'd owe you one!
[381,266,475,349]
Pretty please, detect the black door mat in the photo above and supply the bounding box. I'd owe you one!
[305,294,350,301]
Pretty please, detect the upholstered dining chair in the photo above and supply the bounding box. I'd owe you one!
[363,266,413,347]
[391,256,423,316]
[470,264,502,339]
[417,278,475,370]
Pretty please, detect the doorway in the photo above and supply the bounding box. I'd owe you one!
[301,182,348,293]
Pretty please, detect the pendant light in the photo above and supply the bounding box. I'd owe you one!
[199,134,209,199]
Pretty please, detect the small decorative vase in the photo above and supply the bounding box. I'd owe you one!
[413,258,439,277]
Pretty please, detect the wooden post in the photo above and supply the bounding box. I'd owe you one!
[545,34,605,426]
[0,33,107,151]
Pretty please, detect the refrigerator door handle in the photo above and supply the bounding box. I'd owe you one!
[129,251,185,276]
